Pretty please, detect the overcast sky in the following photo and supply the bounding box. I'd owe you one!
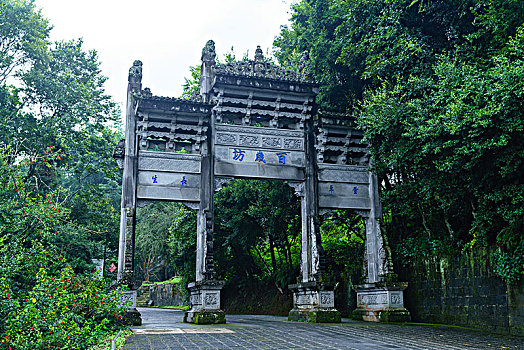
[33,0,293,116]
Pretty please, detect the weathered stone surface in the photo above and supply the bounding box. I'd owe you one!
[352,282,411,323]
[138,152,202,173]
[183,310,226,324]
[288,309,341,323]
[123,308,142,326]
[288,282,341,323]
[147,283,187,307]
[399,247,523,335]
[184,280,226,325]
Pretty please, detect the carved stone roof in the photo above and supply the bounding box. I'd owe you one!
[213,46,316,85]
[214,61,317,84]
[133,89,212,114]
[133,89,211,105]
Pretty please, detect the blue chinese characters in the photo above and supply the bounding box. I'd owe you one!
[233,148,245,161]
[276,152,287,164]
[255,151,266,163]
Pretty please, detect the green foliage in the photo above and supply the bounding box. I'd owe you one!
[214,180,301,291]
[167,204,197,289]
[0,1,127,347]
[0,151,126,349]
[320,210,365,282]
[0,0,122,273]
[491,241,524,285]
[181,65,200,99]
[135,202,180,282]
[1,264,127,350]
[275,0,524,283]
[0,0,50,84]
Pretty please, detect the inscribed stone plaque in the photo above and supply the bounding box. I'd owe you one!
[120,290,137,308]
[138,152,201,174]
[203,292,220,309]
[215,124,305,152]
[214,145,305,181]
[319,291,335,308]
[318,181,371,210]
[317,164,369,184]
[137,185,200,202]
[138,172,200,188]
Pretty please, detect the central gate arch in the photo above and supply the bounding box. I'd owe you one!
[114,41,410,325]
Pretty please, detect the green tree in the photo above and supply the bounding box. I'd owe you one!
[274,0,524,283]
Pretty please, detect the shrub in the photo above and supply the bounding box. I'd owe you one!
[1,266,128,350]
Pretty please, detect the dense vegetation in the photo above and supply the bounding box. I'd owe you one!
[273,0,524,283]
[2,0,523,346]
[0,0,126,348]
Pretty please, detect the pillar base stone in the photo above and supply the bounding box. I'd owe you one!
[120,290,142,326]
[124,308,143,326]
[352,282,411,323]
[288,309,341,323]
[184,279,226,324]
[184,310,226,324]
[288,281,341,323]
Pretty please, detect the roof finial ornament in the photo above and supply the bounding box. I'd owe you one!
[128,60,143,85]
[201,40,216,64]
[299,51,309,73]
[299,51,312,80]
[254,45,264,62]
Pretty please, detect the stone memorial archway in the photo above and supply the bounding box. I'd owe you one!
[114,40,410,325]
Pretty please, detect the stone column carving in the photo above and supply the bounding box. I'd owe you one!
[288,115,340,323]
[351,171,411,322]
[116,60,143,326]
[184,59,225,324]
[118,60,142,283]
[200,40,216,103]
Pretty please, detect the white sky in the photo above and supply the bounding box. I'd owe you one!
[34,0,293,117]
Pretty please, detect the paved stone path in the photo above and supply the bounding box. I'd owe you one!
[124,308,522,350]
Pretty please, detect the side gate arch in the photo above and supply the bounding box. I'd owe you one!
[114,41,410,325]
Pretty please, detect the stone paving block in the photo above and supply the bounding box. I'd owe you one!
[123,308,524,350]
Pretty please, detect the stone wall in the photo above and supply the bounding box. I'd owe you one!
[398,247,523,335]
[147,283,187,307]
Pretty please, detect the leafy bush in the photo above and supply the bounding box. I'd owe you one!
[1,266,127,350]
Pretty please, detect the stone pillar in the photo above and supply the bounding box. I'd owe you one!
[116,60,143,326]
[184,42,225,324]
[288,118,341,323]
[352,172,411,322]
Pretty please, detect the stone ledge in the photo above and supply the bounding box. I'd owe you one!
[352,307,411,323]
[288,309,341,323]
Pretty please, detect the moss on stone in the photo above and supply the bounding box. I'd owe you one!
[186,311,226,324]
[288,309,341,323]
[378,309,411,323]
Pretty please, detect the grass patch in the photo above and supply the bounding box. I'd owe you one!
[149,305,189,311]
[141,276,182,286]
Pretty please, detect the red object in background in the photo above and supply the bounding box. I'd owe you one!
[108,263,117,286]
